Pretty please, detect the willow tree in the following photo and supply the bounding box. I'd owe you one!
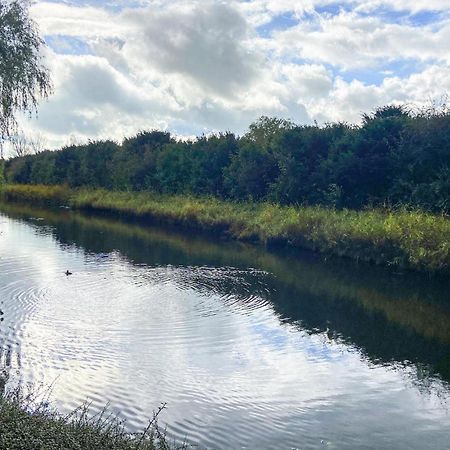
[0,0,51,157]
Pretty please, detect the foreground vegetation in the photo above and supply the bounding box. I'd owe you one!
[0,389,176,450]
[2,184,449,274]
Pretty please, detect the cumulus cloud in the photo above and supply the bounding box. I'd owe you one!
[32,2,122,38]
[120,3,261,98]
[18,0,450,148]
[271,12,450,69]
[307,65,450,123]
[20,51,178,146]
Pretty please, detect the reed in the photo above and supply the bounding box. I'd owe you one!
[1,184,71,204]
[2,184,449,273]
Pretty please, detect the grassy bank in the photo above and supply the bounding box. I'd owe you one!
[0,390,175,450]
[2,184,449,273]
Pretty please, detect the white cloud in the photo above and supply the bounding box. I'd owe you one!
[309,65,450,123]
[355,0,450,14]
[19,51,178,147]
[272,12,450,69]
[32,2,122,38]
[17,0,450,149]
[119,3,261,98]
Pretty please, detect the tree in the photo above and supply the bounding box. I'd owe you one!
[156,142,194,194]
[224,140,278,200]
[28,131,46,154]
[0,0,51,156]
[270,124,349,205]
[326,108,411,208]
[188,133,237,197]
[123,131,172,190]
[244,116,295,150]
[11,133,30,157]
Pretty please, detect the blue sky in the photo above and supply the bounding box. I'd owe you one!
[18,0,450,149]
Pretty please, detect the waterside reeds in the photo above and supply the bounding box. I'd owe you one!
[2,184,449,274]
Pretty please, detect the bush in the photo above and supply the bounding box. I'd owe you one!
[3,105,450,213]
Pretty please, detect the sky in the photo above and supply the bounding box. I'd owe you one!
[19,0,450,148]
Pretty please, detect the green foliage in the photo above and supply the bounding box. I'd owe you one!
[268,123,348,205]
[188,133,237,196]
[0,0,51,139]
[29,150,56,185]
[123,131,172,191]
[3,106,450,213]
[327,111,411,208]
[5,154,32,184]
[156,142,193,194]
[224,140,278,200]
[244,116,295,150]
[388,112,450,212]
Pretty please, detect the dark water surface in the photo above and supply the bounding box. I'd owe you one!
[0,203,449,449]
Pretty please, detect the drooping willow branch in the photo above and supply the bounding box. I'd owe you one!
[0,0,52,148]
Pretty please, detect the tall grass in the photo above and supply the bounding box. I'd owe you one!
[2,184,449,273]
[1,184,71,204]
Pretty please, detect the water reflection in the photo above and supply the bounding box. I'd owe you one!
[0,202,449,449]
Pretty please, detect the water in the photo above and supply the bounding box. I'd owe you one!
[0,202,449,449]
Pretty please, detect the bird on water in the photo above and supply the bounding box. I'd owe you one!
[65,270,73,276]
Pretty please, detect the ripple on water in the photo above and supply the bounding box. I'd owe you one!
[1,211,450,449]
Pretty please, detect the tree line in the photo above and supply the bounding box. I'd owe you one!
[3,105,450,213]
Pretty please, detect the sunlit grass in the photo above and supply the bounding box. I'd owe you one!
[1,184,71,204]
[2,184,449,273]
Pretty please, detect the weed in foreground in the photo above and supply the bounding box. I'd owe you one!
[0,385,186,450]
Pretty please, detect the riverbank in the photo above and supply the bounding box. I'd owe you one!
[2,184,449,274]
[0,393,171,450]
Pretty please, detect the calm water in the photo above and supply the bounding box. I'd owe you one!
[0,203,449,449]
